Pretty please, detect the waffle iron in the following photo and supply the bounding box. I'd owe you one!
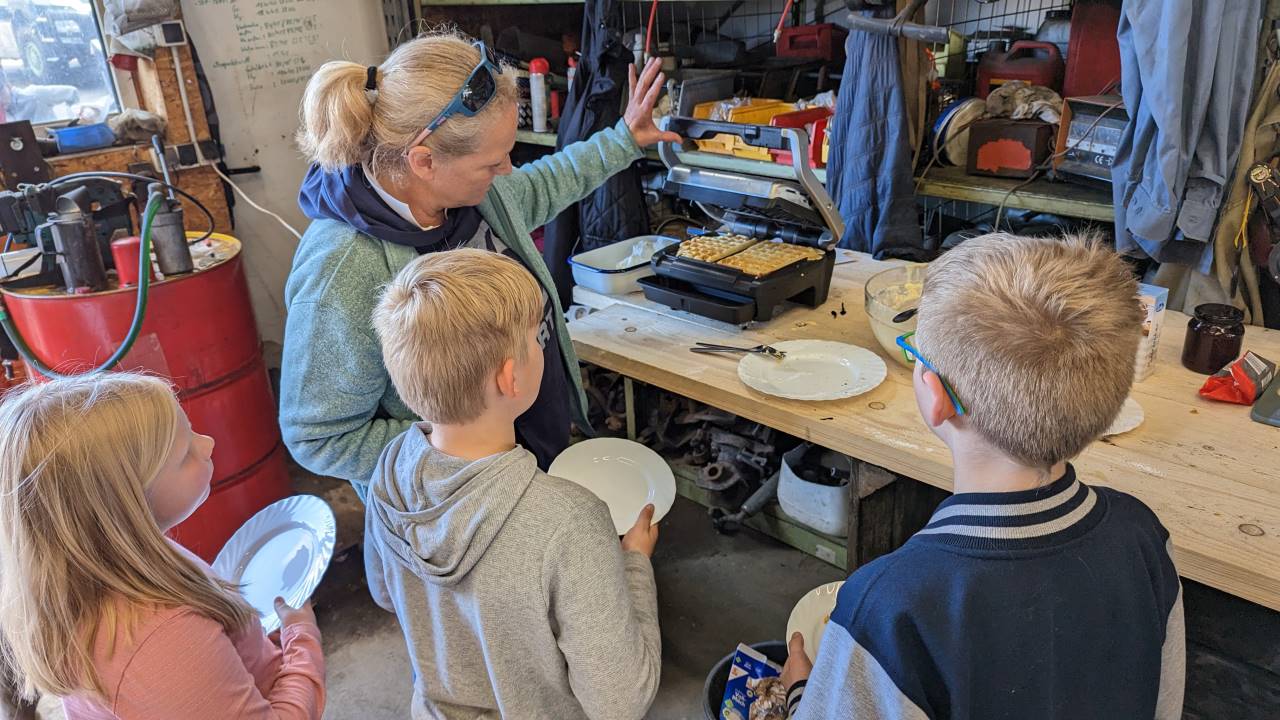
[642,116,846,324]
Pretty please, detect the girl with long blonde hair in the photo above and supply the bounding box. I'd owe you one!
[0,373,325,719]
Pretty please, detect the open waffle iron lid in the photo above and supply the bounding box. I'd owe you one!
[656,116,846,252]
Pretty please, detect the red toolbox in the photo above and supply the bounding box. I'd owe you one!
[768,107,833,168]
[777,24,848,62]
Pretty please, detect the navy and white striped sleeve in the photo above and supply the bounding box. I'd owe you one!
[1155,540,1185,720]
[789,625,929,720]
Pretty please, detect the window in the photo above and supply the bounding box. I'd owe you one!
[0,0,120,126]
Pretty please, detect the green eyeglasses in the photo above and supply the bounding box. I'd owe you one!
[895,332,966,416]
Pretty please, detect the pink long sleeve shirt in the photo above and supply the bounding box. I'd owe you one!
[62,547,325,720]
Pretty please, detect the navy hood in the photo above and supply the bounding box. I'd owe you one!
[298,164,482,249]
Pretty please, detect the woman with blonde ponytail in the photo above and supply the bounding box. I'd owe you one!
[0,374,326,719]
[282,31,677,500]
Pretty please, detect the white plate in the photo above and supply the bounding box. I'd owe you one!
[1105,397,1144,436]
[212,495,336,634]
[549,438,677,534]
[786,581,845,663]
[738,340,887,401]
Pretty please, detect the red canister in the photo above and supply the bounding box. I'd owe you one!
[976,41,1064,98]
[109,235,154,287]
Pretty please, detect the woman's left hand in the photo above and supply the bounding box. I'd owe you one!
[624,58,683,148]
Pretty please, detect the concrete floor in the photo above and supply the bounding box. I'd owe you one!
[314,496,845,720]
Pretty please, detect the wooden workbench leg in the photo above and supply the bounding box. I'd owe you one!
[845,465,863,574]
[624,377,637,442]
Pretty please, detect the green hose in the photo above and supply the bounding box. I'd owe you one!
[0,192,164,379]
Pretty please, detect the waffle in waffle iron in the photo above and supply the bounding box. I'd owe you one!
[675,233,758,262]
[715,241,825,277]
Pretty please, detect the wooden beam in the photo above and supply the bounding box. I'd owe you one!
[48,145,150,176]
[45,145,232,236]
[134,45,212,148]
[173,165,233,234]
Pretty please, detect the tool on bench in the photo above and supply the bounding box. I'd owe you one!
[645,115,845,325]
[689,342,786,359]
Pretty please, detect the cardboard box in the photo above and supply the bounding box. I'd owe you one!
[965,119,1055,179]
[1135,283,1169,382]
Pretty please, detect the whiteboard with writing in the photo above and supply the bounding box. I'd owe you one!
[178,0,388,352]
[182,0,386,165]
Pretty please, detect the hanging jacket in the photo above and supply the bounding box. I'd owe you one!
[826,7,925,260]
[542,0,649,308]
[1111,0,1262,271]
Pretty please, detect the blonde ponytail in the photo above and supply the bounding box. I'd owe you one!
[297,30,519,179]
[296,60,376,171]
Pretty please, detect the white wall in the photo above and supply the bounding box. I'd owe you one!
[180,0,390,364]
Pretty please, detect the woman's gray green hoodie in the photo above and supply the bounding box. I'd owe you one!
[280,122,644,498]
[365,425,661,719]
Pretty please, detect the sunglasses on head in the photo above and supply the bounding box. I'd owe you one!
[404,40,504,155]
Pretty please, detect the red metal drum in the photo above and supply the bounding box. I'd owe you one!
[1,233,290,561]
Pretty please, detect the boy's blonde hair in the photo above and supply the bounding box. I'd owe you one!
[0,374,255,700]
[297,29,518,182]
[916,233,1142,468]
[373,248,544,424]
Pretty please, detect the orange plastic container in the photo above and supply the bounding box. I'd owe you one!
[692,99,794,159]
[768,107,833,168]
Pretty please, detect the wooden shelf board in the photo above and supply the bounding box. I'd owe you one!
[914,165,1114,221]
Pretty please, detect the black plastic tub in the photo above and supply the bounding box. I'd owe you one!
[702,640,788,720]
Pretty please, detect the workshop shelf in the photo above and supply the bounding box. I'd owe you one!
[914,164,1114,221]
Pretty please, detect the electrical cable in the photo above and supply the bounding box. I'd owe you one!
[209,163,303,241]
[914,115,982,196]
[644,0,659,59]
[50,171,216,244]
[0,191,163,378]
[774,0,797,43]
[695,201,729,228]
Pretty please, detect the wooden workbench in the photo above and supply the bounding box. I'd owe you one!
[568,254,1280,612]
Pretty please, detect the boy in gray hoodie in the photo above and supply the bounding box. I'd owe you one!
[365,248,662,720]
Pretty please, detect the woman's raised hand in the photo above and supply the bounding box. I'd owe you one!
[623,57,683,148]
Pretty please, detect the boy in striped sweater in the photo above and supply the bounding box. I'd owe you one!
[784,233,1184,719]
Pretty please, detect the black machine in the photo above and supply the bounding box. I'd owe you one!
[0,137,199,293]
[0,178,133,291]
[644,116,845,324]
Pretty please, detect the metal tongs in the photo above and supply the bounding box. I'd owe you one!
[690,342,787,359]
